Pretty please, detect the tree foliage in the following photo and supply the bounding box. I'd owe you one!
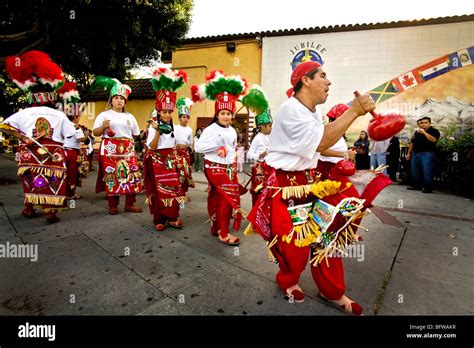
[0,0,193,96]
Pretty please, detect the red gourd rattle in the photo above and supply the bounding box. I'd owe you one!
[335,159,356,176]
[354,91,406,141]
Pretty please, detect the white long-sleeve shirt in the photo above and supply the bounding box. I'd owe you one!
[146,126,176,149]
[247,132,269,163]
[194,122,236,165]
[266,97,324,171]
[174,124,193,146]
[93,110,140,139]
[3,106,76,144]
[319,137,348,164]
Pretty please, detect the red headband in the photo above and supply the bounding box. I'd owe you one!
[286,61,322,97]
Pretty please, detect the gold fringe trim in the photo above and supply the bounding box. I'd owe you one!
[282,218,321,247]
[281,185,312,200]
[160,196,189,207]
[18,166,65,178]
[268,179,346,200]
[24,193,65,206]
[310,180,342,199]
[176,196,188,204]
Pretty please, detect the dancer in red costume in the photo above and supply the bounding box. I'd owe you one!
[193,70,247,246]
[310,103,392,314]
[174,97,195,195]
[246,61,376,315]
[92,77,143,215]
[58,82,89,200]
[1,51,76,223]
[143,65,188,231]
[243,85,273,206]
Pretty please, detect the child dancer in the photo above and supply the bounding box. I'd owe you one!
[144,65,188,231]
[92,77,143,215]
[193,70,247,246]
[174,97,195,194]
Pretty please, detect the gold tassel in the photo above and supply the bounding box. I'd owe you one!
[339,182,353,194]
[161,198,174,207]
[244,223,256,236]
[283,227,295,244]
[267,235,278,262]
[292,218,321,247]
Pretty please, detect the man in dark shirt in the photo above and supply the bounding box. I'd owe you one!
[406,117,440,193]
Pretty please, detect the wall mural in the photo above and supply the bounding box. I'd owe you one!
[348,46,474,145]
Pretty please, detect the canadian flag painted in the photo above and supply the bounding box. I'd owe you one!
[392,71,423,92]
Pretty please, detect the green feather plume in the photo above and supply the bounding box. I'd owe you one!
[242,85,269,115]
[91,76,119,92]
[151,75,185,92]
[205,77,246,100]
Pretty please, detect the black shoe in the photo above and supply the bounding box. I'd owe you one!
[422,189,432,193]
[407,186,421,190]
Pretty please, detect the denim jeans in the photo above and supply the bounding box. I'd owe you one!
[370,152,387,174]
[410,151,435,190]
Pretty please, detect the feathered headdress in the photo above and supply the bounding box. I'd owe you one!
[57,82,80,103]
[5,50,65,104]
[191,70,247,115]
[92,76,131,101]
[57,82,82,117]
[242,85,272,127]
[176,97,193,116]
[150,64,188,111]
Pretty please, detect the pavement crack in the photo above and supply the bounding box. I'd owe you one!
[372,226,408,315]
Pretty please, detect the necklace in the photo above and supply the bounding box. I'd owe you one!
[294,96,316,113]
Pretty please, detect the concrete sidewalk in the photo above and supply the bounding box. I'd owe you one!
[0,154,472,315]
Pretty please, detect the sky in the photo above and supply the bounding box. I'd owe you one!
[187,0,474,38]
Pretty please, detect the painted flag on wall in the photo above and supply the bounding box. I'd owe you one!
[418,56,450,81]
[369,81,398,104]
[391,71,423,92]
[449,46,474,70]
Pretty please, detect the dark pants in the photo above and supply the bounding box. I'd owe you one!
[410,151,435,191]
